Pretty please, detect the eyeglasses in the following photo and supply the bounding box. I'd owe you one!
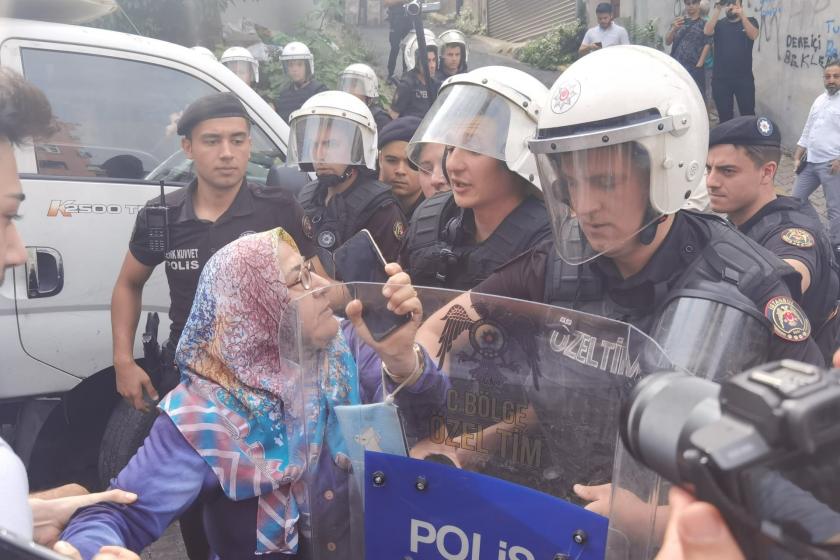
[287,259,313,291]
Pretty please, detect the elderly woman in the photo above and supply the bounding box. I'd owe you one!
[60,228,447,559]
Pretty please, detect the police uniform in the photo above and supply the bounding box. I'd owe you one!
[402,191,552,291]
[130,180,316,360]
[297,172,408,277]
[370,103,393,131]
[391,71,439,119]
[710,116,840,361]
[474,210,825,366]
[274,80,328,123]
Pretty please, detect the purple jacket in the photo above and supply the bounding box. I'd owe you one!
[61,322,448,559]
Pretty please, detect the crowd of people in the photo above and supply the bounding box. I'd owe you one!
[2,0,840,559]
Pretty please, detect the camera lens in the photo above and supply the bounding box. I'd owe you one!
[620,372,720,484]
[406,1,422,16]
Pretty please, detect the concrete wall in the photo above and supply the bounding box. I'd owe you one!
[583,0,840,148]
[222,0,316,35]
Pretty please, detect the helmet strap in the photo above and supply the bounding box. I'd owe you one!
[638,211,668,245]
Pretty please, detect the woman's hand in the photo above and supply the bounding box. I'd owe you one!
[346,263,424,379]
[31,489,138,547]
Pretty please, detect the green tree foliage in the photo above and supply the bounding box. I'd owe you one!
[516,22,587,70]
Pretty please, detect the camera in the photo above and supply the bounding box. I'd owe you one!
[405,0,441,16]
[719,0,738,5]
[621,360,840,559]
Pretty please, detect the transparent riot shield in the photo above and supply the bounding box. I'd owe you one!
[290,283,681,560]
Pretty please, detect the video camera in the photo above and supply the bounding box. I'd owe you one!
[404,0,441,16]
[622,360,840,559]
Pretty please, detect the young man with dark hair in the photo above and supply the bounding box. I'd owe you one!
[793,60,840,256]
[378,116,424,219]
[706,115,840,361]
[666,0,712,101]
[579,2,630,55]
[704,0,759,122]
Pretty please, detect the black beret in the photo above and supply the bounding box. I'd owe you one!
[709,116,781,148]
[177,92,250,136]
[378,116,422,149]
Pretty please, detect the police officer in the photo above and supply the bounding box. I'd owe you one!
[339,63,392,131]
[706,115,840,361]
[391,30,440,119]
[220,46,259,88]
[274,42,328,123]
[290,91,408,276]
[435,29,469,82]
[112,93,317,412]
[417,46,823,379]
[401,66,552,291]
[378,116,425,219]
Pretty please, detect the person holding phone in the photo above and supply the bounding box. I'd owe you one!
[401,66,552,290]
[59,228,448,559]
[292,91,408,277]
[704,0,759,122]
[666,0,712,102]
[579,2,630,55]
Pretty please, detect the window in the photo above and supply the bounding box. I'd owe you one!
[21,48,284,184]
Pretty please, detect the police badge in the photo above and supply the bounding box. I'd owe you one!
[764,296,811,342]
[780,228,814,248]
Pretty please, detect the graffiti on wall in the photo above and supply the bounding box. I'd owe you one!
[744,0,836,68]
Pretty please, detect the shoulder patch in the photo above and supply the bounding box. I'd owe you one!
[393,220,407,241]
[302,214,314,239]
[781,228,814,248]
[765,296,811,342]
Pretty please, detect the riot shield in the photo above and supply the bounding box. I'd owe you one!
[289,283,678,560]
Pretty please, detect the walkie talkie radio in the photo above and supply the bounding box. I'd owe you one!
[145,180,169,255]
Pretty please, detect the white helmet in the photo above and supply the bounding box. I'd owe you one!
[437,29,469,67]
[280,41,315,78]
[403,29,439,72]
[407,66,549,190]
[338,63,379,100]
[528,45,709,264]
[287,91,378,172]
[221,46,258,84]
[191,46,217,62]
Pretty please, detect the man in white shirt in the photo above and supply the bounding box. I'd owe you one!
[793,60,840,251]
[579,2,631,55]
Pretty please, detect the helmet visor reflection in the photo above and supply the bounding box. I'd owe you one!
[338,75,370,98]
[288,115,366,167]
[537,140,664,265]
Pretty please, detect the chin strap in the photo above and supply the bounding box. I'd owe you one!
[317,166,356,189]
[638,214,669,245]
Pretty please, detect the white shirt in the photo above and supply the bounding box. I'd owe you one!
[581,23,630,48]
[0,436,32,539]
[797,91,840,163]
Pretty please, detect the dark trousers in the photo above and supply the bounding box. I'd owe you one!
[688,66,706,103]
[711,75,755,123]
[388,24,411,78]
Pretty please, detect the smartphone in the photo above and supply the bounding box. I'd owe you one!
[333,230,411,341]
[0,528,69,560]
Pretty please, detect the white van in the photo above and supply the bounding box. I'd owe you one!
[0,4,293,489]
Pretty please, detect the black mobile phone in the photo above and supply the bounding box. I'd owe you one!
[0,528,69,560]
[333,230,411,341]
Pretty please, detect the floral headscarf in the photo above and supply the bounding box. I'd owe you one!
[159,228,359,554]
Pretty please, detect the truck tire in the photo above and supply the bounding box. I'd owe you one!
[98,400,158,488]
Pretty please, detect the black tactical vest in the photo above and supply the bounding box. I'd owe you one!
[543,211,798,333]
[740,196,840,328]
[274,80,328,123]
[298,175,397,273]
[405,192,552,291]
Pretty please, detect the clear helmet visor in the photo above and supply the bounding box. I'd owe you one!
[224,60,256,84]
[407,85,526,165]
[537,139,664,265]
[338,75,371,98]
[287,115,367,167]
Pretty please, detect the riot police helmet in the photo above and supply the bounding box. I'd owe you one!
[338,63,379,101]
[407,65,548,191]
[528,45,709,264]
[287,90,378,173]
[437,29,468,73]
[191,46,217,62]
[220,46,258,85]
[280,41,315,80]
[403,29,438,73]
